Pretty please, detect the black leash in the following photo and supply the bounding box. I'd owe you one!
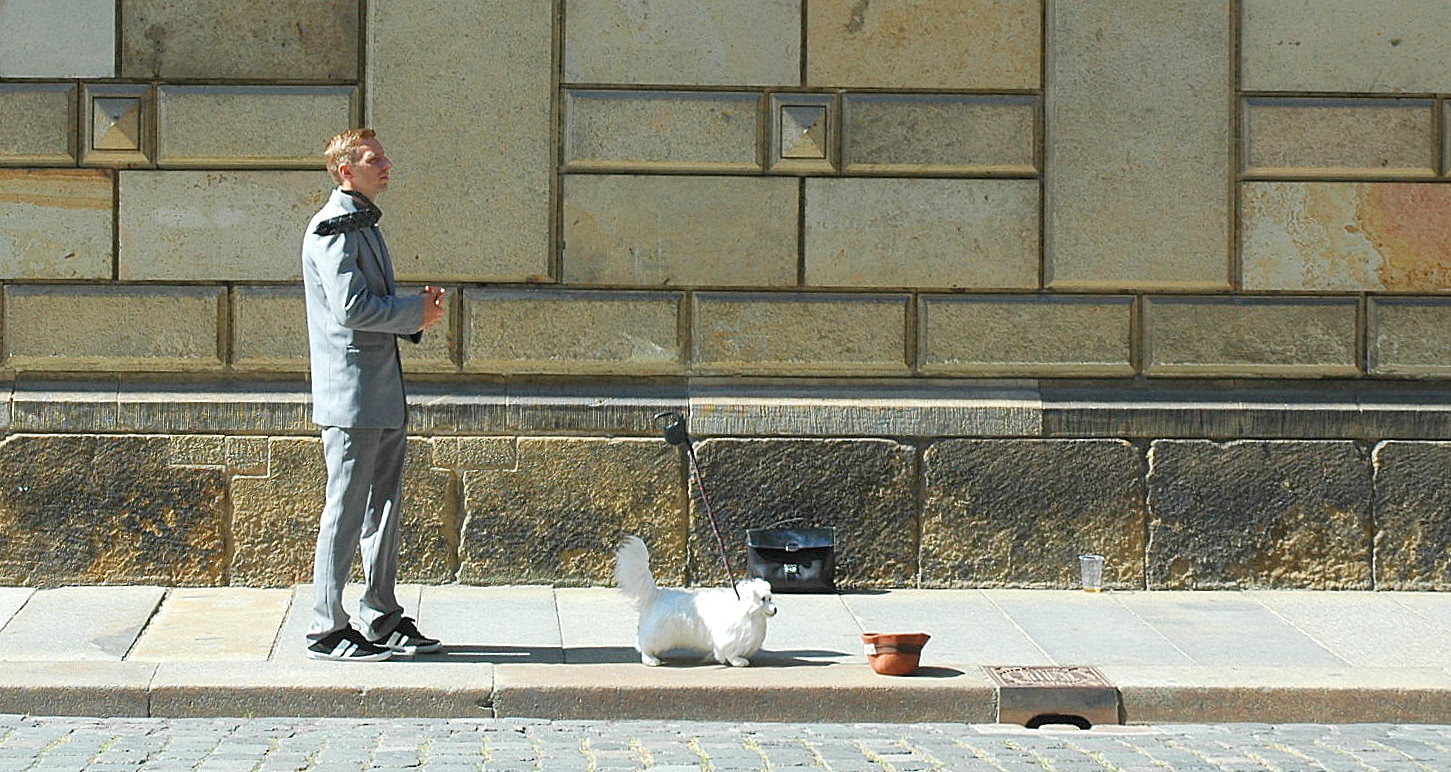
[654,411,740,600]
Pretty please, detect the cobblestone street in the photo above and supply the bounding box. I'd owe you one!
[0,716,1448,772]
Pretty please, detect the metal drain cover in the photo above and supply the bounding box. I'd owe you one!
[985,666,1120,727]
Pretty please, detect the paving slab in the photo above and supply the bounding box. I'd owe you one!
[1112,591,1346,666]
[0,587,33,630]
[842,590,1051,666]
[760,593,861,665]
[0,586,163,661]
[1253,591,1451,667]
[414,585,561,664]
[0,661,154,717]
[272,584,424,662]
[554,587,638,664]
[984,590,1194,666]
[129,588,291,661]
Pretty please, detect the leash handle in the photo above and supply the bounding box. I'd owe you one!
[654,411,740,600]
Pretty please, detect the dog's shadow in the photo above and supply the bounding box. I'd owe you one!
[409,645,849,667]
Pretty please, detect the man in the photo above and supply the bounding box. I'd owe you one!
[301,128,446,661]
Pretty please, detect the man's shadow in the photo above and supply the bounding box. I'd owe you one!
[410,645,851,666]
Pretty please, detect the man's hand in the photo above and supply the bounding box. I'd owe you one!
[420,286,447,331]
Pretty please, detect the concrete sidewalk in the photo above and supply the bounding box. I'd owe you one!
[8,585,1451,724]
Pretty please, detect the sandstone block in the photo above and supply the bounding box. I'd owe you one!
[1373,441,1451,589]
[158,86,356,167]
[0,169,113,279]
[1044,0,1230,289]
[119,171,328,281]
[81,84,152,168]
[1243,98,1436,177]
[563,90,760,171]
[843,93,1036,174]
[1143,296,1359,377]
[922,440,1145,588]
[231,286,307,372]
[1242,0,1451,93]
[464,289,682,375]
[431,437,517,472]
[1369,298,1451,376]
[0,0,114,77]
[692,292,909,375]
[457,438,685,585]
[565,0,800,86]
[804,178,1038,289]
[920,295,1134,376]
[230,438,458,586]
[1241,182,1451,292]
[562,175,797,286]
[0,435,227,585]
[806,0,1040,89]
[691,438,918,588]
[368,0,551,282]
[397,284,459,372]
[0,84,75,164]
[120,0,357,80]
[1146,440,1373,589]
[5,285,223,372]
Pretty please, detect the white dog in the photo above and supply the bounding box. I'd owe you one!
[614,535,777,667]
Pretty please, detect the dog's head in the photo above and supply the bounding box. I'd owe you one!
[736,577,778,617]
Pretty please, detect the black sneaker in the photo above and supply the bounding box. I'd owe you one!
[370,616,442,654]
[307,628,393,662]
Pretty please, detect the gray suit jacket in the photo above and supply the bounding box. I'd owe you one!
[301,188,425,429]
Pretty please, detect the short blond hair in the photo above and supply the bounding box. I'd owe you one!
[323,128,377,185]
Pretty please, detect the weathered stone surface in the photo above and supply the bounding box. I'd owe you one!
[1146,440,1373,589]
[0,84,75,164]
[563,175,797,286]
[1044,0,1230,289]
[1374,441,1451,589]
[0,0,114,77]
[80,83,152,168]
[464,289,682,375]
[565,0,800,86]
[231,285,307,372]
[690,439,916,588]
[921,440,1144,588]
[114,383,312,434]
[692,292,910,375]
[1369,298,1451,376]
[369,0,550,282]
[0,169,112,279]
[1242,0,1451,93]
[1243,98,1436,177]
[120,0,358,80]
[157,86,355,167]
[843,93,1036,173]
[563,90,760,170]
[457,438,685,585]
[1242,182,1451,292]
[0,435,227,585]
[804,178,1038,289]
[806,0,1039,89]
[230,438,458,586]
[432,437,517,471]
[769,93,837,173]
[920,295,1134,376]
[1143,297,1359,377]
[119,171,326,281]
[5,285,223,372]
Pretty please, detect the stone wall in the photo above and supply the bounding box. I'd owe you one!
[3,1,1451,588]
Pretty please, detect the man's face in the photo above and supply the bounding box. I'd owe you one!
[341,138,392,198]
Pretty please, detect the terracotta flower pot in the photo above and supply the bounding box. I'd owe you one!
[862,632,930,676]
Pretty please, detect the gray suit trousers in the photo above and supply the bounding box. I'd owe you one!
[308,425,406,641]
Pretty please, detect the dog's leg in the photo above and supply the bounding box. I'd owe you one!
[725,654,750,667]
[640,649,662,666]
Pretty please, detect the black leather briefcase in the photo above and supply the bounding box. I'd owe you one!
[745,526,836,593]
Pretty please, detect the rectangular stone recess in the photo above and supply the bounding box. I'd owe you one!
[463,288,682,375]
[985,666,1120,727]
[4,285,224,371]
[919,294,1133,376]
[1242,0,1451,93]
[0,169,113,280]
[157,86,356,167]
[562,174,798,287]
[843,93,1037,174]
[369,0,551,282]
[804,178,1039,289]
[563,90,760,170]
[564,0,800,87]
[0,84,75,164]
[121,0,357,80]
[1241,182,1451,292]
[1045,0,1230,290]
[692,292,910,375]
[1143,296,1359,376]
[0,0,115,78]
[1243,98,1436,177]
[1368,298,1451,376]
[118,170,328,281]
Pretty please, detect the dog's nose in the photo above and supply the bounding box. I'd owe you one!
[765,604,778,617]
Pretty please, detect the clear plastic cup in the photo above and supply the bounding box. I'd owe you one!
[1079,554,1106,592]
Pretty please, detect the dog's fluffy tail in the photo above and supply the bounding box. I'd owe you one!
[614,535,658,609]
